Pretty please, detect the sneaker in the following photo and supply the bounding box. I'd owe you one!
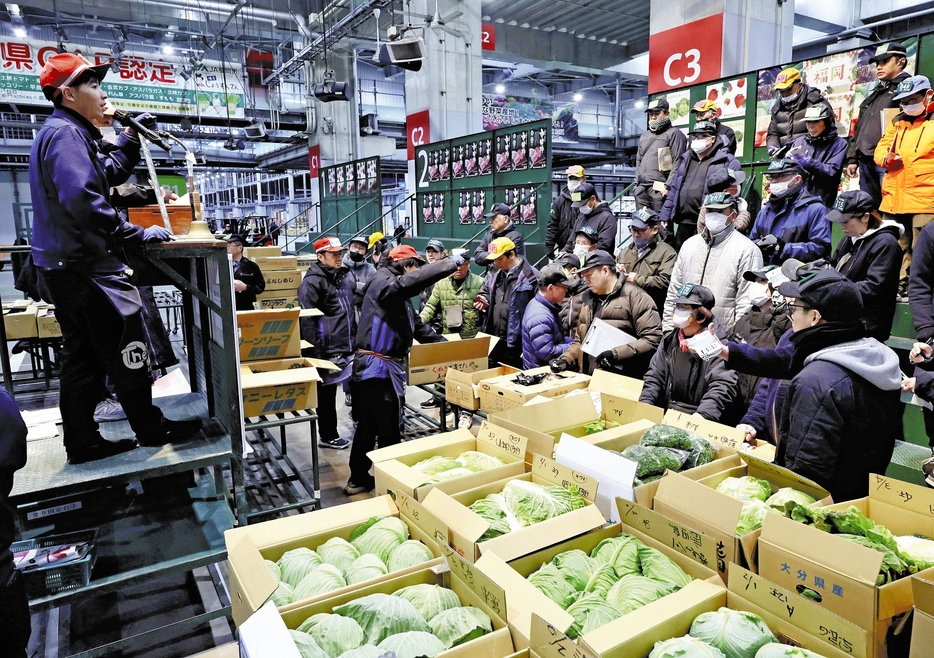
[67,436,139,464]
[419,397,439,409]
[897,293,910,304]
[319,436,350,450]
[342,478,374,495]
[344,393,353,407]
[137,417,203,447]
[93,398,127,423]
[923,450,934,488]
[458,411,473,428]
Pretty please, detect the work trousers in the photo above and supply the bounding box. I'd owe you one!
[348,378,402,484]
[0,569,30,658]
[316,381,340,442]
[856,154,884,206]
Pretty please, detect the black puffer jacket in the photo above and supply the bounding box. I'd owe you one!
[298,261,356,361]
[563,202,618,254]
[474,221,526,267]
[547,187,576,254]
[832,222,902,341]
[766,85,834,153]
[659,145,740,225]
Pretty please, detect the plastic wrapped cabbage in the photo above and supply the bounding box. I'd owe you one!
[387,540,435,572]
[278,547,324,588]
[765,488,816,508]
[528,562,578,608]
[737,499,774,536]
[689,608,777,658]
[605,574,676,614]
[637,544,693,588]
[316,537,360,573]
[264,559,282,581]
[296,613,365,658]
[289,629,329,658]
[376,631,446,658]
[649,635,726,658]
[590,534,642,578]
[715,477,772,503]
[333,593,430,645]
[412,455,461,475]
[565,592,622,638]
[345,554,389,586]
[895,535,934,570]
[293,563,347,601]
[456,450,505,472]
[429,606,493,648]
[351,516,410,564]
[270,581,293,607]
[336,647,383,658]
[620,445,691,478]
[393,583,462,622]
[754,645,827,658]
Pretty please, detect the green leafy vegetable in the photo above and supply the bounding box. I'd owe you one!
[649,635,727,658]
[429,606,493,648]
[293,563,347,601]
[277,548,324,588]
[527,562,578,608]
[351,516,410,564]
[583,419,620,434]
[564,592,622,638]
[393,583,462,622]
[270,582,293,607]
[837,534,910,585]
[737,499,773,536]
[423,467,476,485]
[754,645,827,657]
[501,479,586,528]
[296,613,365,658]
[605,574,676,614]
[349,517,381,542]
[683,435,718,468]
[289,629,330,658]
[316,537,360,574]
[376,631,446,658]
[456,451,505,472]
[336,647,383,658]
[412,456,461,475]
[895,535,934,570]
[637,544,692,588]
[264,559,281,581]
[345,554,389,586]
[640,424,692,449]
[590,534,642,578]
[689,607,776,658]
[764,488,816,508]
[620,445,691,478]
[714,476,772,502]
[387,540,436,572]
[332,593,430,645]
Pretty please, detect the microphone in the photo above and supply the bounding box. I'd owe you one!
[113,109,172,152]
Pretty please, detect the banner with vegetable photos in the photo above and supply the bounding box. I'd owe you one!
[482,93,578,142]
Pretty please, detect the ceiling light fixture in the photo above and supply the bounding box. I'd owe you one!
[634,100,645,108]
[573,93,583,101]
[163,45,174,55]
[495,84,505,93]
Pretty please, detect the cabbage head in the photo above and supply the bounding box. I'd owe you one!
[332,593,430,645]
[316,537,360,573]
[412,455,461,475]
[292,563,347,602]
[637,544,692,589]
[605,574,677,614]
[423,467,475,485]
[289,629,329,658]
[565,592,622,638]
[527,562,577,608]
[336,647,383,658]
[351,516,410,564]
[895,535,934,570]
[376,631,446,658]
[649,635,726,658]
[277,547,324,587]
[754,644,827,658]
[270,582,293,607]
[345,554,389,585]
[387,540,436,572]
[737,499,774,537]
[296,613,364,658]
[501,479,586,528]
[689,607,777,658]
[591,534,643,578]
[349,517,381,542]
[715,477,772,503]
[264,559,281,581]
[393,583,461,622]
[764,488,816,508]
[551,549,618,597]
[429,606,493,648]
[469,493,517,541]
[456,450,505,472]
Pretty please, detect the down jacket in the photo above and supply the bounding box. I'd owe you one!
[522,292,573,369]
[874,105,934,214]
[663,225,764,334]
[419,272,484,338]
[639,328,739,421]
[563,202,618,254]
[617,236,677,313]
[749,186,831,265]
[766,84,833,153]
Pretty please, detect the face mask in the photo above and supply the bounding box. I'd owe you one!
[580,203,593,216]
[749,282,771,307]
[780,91,799,104]
[769,177,799,198]
[672,308,693,329]
[573,245,590,260]
[567,180,582,192]
[902,100,927,116]
[633,235,651,250]
[705,211,730,235]
[348,251,365,263]
[691,138,711,154]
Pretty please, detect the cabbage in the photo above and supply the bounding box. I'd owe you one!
[289,629,329,658]
[715,477,772,503]
[387,540,436,572]
[765,488,816,508]
[896,535,934,570]
[336,647,383,658]
[591,534,643,578]
[423,467,475,485]
[317,537,360,573]
[352,517,410,564]
[689,607,777,658]
[296,613,365,658]
[265,559,282,581]
[349,517,381,542]
[345,554,389,585]
[605,574,676,614]
[754,645,827,658]
[637,544,693,589]
[457,451,505,472]
[469,493,516,540]
[332,593,430,645]
[501,480,587,528]
[552,550,597,591]
[429,606,493,648]
[376,631,446,658]
[650,635,726,658]
[412,455,461,475]
[737,499,775,536]
[565,592,622,638]
[293,563,347,601]
[270,582,293,607]
[277,548,324,588]
[393,583,462,621]
[528,563,577,608]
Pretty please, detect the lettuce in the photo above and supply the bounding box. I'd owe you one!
[690,608,776,658]
[649,636,726,658]
[715,477,772,503]
[289,630,329,658]
[316,537,360,573]
[345,554,389,585]
[637,544,692,589]
[292,563,347,601]
[528,562,577,608]
[456,451,505,472]
[754,645,827,658]
[351,517,410,564]
[605,574,677,614]
[429,606,493,648]
[591,534,643,578]
[895,535,934,570]
[333,593,430,645]
[737,499,774,536]
[393,583,462,622]
[376,631,446,658]
[296,613,364,658]
[838,534,909,585]
[565,592,622,638]
[277,547,324,588]
[764,488,816,508]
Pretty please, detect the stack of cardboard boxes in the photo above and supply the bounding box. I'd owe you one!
[246,245,306,310]
[3,300,61,341]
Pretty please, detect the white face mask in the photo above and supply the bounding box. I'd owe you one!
[769,180,791,196]
[567,180,582,192]
[902,100,927,116]
[672,308,693,329]
[749,282,771,307]
[573,244,590,260]
[580,203,593,216]
[780,91,799,104]
[705,211,730,235]
[691,138,712,154]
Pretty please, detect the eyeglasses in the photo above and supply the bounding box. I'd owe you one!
[631,226,653,235]
[789,304,812,313]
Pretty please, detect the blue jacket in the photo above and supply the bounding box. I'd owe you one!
[749,186,831,265]
[734,328,794,444]
[522,292,573,369]
[480,259,538,349]
[789,132,849,208]
[29,107,144,272]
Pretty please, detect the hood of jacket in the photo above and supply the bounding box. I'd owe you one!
[853,220,903,245]
[804,336,902,390]
[342,251,372,271]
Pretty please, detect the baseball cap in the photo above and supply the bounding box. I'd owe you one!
[707,167,746,192]
[225,234,246,246]
[574,226,599,244]
[869,41,907,64]
[314,236,345,253]
[388,244,425,263]
[553,252,582,272]
[780,257,830,282]
[487,237,517,260]
[826,190,877,223]
[689,120,718,135]
[743,264,781,282]
[566,165,585,179]
[803,104,833,122]
[766,158,805,176]
[645,98,669,113]
[777,269,863,323]
[39,53,110,101]
[691,99,719,114]
[425,238,446,252]
[577,249,616,273]
[538,264,573,288]
[774,67,801,90]
[484,202,512,218]
[703,192,739,210]
[893,75,932,101]
[348,235,369,247]
[368,231,386,249]
[571,182,598,209]
[630,207,659,230]
[672,283,715,310]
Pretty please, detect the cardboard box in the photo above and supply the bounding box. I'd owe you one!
[263,270,302,291]
[254,292,301,310]
[422,455,606,564]
[446,365,521,411]
[36,307,61,339]
[252,256,298,270]
[224,494,449,626]
[653,454,831,575]
[240,357,341,416]
[759,476,934,658]
[237,308,302,362]
[3,304,38,339]
[244,246,282,259]
[911,575,934,658]
[662,409,777,462]
[295,255,316,269]
[479,367,591,413]
[408,333,497,386]
[369,421,528,500]
[475,517,721,651]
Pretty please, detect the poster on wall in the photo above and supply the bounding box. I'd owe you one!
[482,94,579,142]
[705,77,748,119]
[660,89,692,126]
[720,118,746,156]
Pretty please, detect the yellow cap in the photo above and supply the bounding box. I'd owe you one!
[565,165,585,179]
[487,237,517,260]
[774,68,801,90]
[368,231,385,249]
[691,99,718,113]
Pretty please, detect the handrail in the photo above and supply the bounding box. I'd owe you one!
[279,200,320,253]
[292,195,384,254]
[457,183,545,250]
[348,193,415,244]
